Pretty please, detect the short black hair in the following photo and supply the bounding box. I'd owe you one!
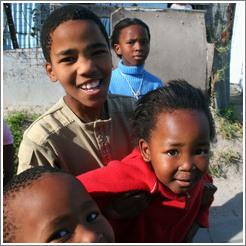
[131,79,216,145]
[3,166,70,243]
[111,18,150,58]
[41,4,109,63]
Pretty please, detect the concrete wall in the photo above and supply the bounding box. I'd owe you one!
[3,48,65,106]
[111,7,213,90]
[3,7,214,107]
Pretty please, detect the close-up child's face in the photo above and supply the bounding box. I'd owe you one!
[12,173,115,243]
[114,24,150,66]
[140,109,210,195]
[45,19,112,109]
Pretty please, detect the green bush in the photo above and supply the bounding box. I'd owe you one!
[5,111,40,173]
[214,104,243,140]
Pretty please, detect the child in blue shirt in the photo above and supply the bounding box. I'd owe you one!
[109,18,163,99]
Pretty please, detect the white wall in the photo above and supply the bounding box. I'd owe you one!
[111,8,213,90]
[3,8,214,107]
[230,2,245,92]
[3,48,65,106]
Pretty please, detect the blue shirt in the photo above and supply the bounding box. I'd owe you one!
[109,60,164,99]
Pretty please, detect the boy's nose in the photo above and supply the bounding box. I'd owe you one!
[77,58,97,76]
[77,226,103,243]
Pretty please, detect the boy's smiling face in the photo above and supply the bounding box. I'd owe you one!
[140,109,210,195]
[45,19,112,113]
[12,173,115,243]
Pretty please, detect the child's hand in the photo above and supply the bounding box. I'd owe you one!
[201,181,217,206]
[102,190,151,219]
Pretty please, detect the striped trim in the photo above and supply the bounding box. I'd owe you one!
[151,180,158,193]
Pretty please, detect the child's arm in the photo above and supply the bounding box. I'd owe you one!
[194,173,217,229]
[78,151,156,219]
[182,178,217,243]
[3,143,15,186]
[101,190,151,219]
[200,181,217,206]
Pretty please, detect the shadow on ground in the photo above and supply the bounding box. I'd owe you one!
[193,192,243,243]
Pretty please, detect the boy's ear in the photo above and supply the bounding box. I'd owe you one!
[139,139,151,162]
[114,43,122,56]
[45,62,58,82]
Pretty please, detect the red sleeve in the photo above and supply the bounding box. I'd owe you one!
[77,149,156,197]
[195,172,214,228]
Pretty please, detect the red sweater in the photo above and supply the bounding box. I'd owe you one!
[78,148,213,243]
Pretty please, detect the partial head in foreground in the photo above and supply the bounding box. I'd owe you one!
[131,79,215,195]
[3,166,115,243]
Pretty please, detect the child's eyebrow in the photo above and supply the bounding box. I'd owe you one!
[164,140,210,147]
[41,214,71,238]
[41,200,97,234]
[46,214,71,227]
[81,199,98,209]
[56,49,75,57]
[56,43,108,57]
[87,43,108,50]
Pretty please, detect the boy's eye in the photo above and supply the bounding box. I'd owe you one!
[86,212,99,222]
[60,57,76,63]
[194,149,209,155]
[50,229,70,242]
[167,150,179,156]
[93,49,108,56]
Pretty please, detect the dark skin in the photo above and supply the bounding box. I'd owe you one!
[102,191,151,219]
[104,110,217,221]
[45,20,150,219]
[3,144,15,186]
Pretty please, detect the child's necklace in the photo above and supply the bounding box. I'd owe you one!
[120,71,143,99]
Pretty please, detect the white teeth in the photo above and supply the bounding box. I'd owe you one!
[91,81,99,87]
[80,80,100,90]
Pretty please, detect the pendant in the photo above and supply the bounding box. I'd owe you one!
[133,91,140,99]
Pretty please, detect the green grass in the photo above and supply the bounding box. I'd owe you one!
[209,164,221,178]
[5,111,41,173]
[209,103,243,177]
[214,103,243,140]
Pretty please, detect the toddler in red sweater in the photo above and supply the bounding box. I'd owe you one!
[78,79,217,243]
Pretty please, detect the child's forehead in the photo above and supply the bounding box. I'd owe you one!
[15,172,86,202]
[52,19,97,35]
[36,172,76,186]
[155,109,208,128]
[122,24,146,32]
[18,172,77,193]
[49,19,105,46]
